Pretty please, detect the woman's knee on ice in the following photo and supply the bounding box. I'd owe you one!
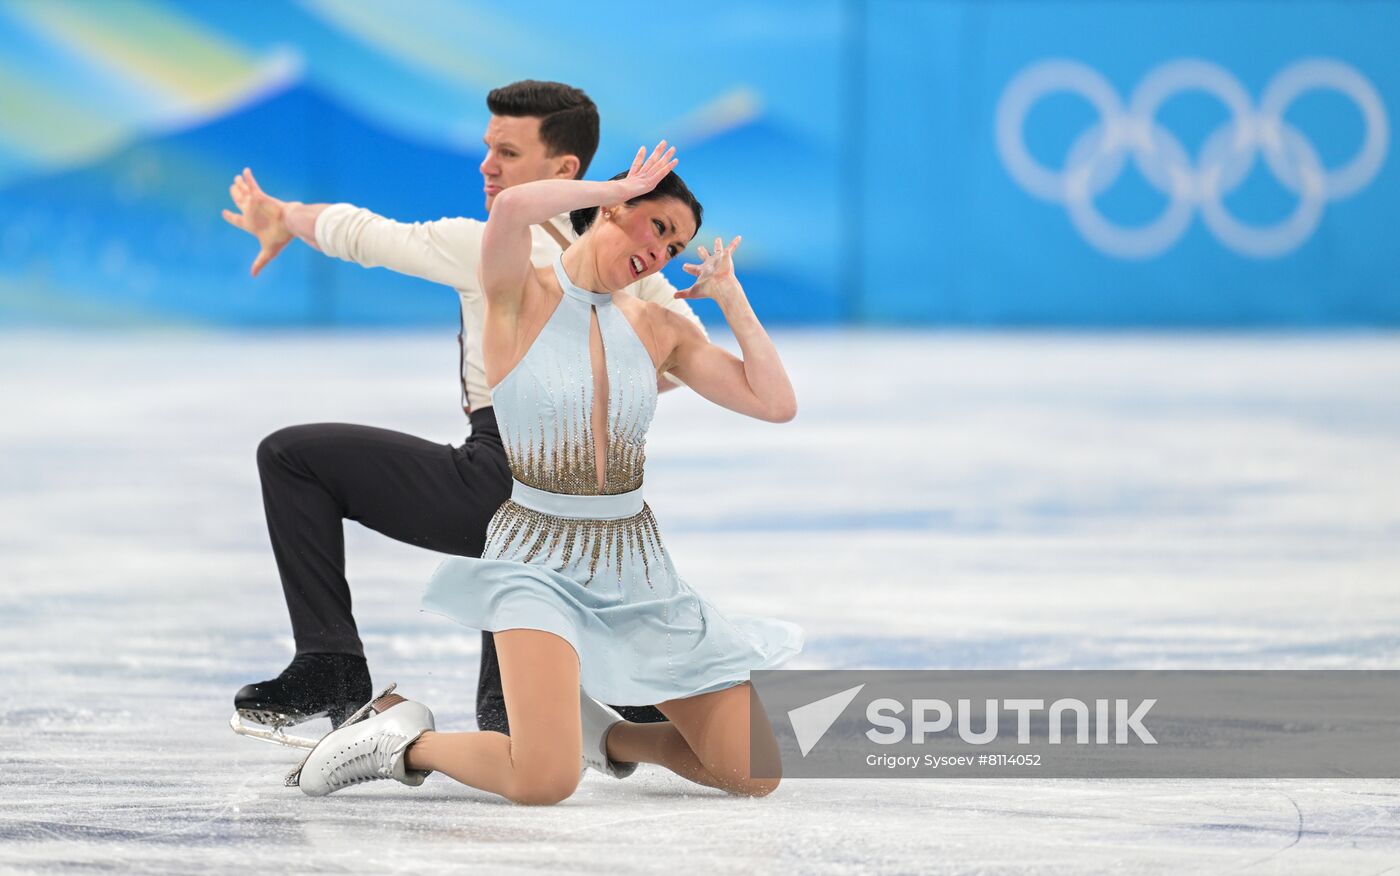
[703,741,781,797]
[721,771,780,798]
[504,758,580,806]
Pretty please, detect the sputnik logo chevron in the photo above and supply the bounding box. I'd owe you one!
[788,683,865,757]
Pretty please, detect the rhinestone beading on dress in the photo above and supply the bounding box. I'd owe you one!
[505,390,647,496]
[484,500,666,587]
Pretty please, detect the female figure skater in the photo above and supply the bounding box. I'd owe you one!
[290,142,802,803]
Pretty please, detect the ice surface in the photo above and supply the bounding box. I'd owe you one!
[2,330,1399,874]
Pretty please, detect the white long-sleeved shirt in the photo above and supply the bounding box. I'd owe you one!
[314,204,705,414]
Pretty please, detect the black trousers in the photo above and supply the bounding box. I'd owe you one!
[255,407,665,732]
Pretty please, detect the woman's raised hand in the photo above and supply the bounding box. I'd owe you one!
[605,141,677,206]
[676,236,743,301]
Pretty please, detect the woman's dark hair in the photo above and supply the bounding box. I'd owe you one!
[486,80,599,178]
[570,171,704,239]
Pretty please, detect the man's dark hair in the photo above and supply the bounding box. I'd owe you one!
[486,80,599,178]
[570,171,704,240]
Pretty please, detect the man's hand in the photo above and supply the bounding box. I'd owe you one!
[222,168,293,277]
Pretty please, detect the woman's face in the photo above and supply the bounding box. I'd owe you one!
[589,197,697,291]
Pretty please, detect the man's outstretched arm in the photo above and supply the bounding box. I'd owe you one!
[222,168,480,287]
[284,202,328,251]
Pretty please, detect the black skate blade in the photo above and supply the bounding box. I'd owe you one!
[236,706,327,729]
[229,712,321,750]
[285,683,397,788]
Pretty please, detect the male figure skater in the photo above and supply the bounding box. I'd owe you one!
[223,80,700,733]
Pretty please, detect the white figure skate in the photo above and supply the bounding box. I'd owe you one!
[580,691,638,779]
[288,688,436,796]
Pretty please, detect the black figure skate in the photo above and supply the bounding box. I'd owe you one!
[230,653,372,749]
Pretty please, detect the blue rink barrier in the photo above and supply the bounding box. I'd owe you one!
[859,0,1399,325]
[0,1,1394,327]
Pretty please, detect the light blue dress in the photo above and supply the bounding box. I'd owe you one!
[423,255,803,706]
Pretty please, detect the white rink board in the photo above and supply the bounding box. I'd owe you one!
[2,330,1399,874]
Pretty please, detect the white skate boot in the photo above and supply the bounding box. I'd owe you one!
[289,689,436,796]
[580,691,637,780]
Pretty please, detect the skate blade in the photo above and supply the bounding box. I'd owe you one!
[229,712,321,750]
[236,706,325,728]
[285,683,397,788]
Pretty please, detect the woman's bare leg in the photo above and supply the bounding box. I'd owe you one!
[605,682,781,796]
[403,629,582,805]
[604,720,727,789]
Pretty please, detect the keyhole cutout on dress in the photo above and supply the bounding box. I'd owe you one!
[588,306,609,492]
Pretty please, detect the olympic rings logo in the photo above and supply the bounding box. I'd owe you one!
[994,58,1389,259]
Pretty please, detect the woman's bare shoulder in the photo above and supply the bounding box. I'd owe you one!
[615,295,675,368]
[520,263,561,312]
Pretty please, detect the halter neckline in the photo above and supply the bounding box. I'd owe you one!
[553,254,613,306]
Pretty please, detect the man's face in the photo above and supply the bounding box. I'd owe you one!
[479,115,568,211]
